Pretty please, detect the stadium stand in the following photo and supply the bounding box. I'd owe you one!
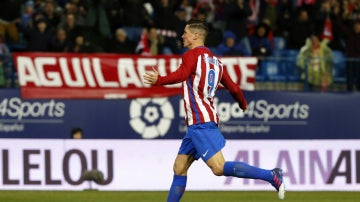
[0,0,356,92]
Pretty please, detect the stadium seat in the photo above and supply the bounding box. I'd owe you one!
[259,58,287,81]
[255,60,266,81]
[280,49,302,82]
[273,37,286,51]
[332,50,346,83]
[271,37,286,58]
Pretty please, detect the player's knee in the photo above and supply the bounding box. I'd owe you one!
[173,161,188,175]
[211,166,224,176]
[207,158,225,176]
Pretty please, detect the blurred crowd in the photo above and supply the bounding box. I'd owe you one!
[0,0,358,55]
[0,0,359,91]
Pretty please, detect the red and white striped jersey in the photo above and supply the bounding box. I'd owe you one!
[157,46,247,126]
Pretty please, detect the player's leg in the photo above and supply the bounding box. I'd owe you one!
[204,150,226,176]
[167,130,199,202]
[205,150,273,181]
[173,154,196,175]
[167,154,195,202]
[193,122,285,199]
[205,150,285,199]
[167,154,195,201]
[223,160,285,199]
[193,122,275,181]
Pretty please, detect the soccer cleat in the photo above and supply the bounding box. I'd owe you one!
[270,168,285,200]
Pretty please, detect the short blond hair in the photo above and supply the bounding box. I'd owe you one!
[187,19,209,39]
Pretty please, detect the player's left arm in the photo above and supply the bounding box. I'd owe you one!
[220,71,247,111]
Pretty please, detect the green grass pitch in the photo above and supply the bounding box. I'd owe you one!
[0,191,359,202]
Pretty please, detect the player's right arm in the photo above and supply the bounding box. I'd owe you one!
[156,52,195,85]
[143,51,195,86]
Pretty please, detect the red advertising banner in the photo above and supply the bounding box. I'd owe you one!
[13,53,257,99]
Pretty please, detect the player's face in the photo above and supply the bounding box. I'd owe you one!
[182,25,193,49]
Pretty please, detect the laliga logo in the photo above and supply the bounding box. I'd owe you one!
[129,98,174,139]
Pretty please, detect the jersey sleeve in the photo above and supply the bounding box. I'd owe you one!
[220,70,247,111]
[156,51,196,85]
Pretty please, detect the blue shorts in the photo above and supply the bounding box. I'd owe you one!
[178,122,226,162]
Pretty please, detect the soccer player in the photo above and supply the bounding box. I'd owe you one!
[143,19,285,201]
